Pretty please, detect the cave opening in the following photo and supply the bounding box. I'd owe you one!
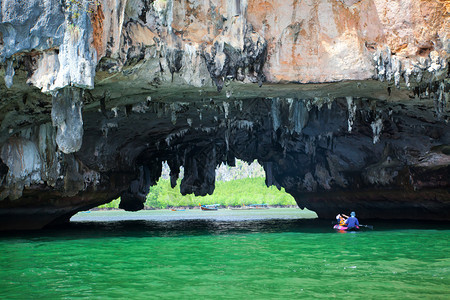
[97,159,309,212]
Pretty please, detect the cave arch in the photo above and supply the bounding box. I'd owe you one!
[1,88,450,230]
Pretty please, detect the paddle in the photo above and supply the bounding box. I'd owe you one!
[359,224,373,230]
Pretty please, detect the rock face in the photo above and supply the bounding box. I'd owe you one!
[0,0,449,229]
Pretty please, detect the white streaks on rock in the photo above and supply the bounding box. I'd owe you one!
[346,96,356,133]
[371,117,383,144]
[4,59,15,88]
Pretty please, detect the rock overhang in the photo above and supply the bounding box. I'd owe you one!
[0,0,449,229]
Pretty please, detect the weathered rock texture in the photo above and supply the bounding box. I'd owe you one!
[0,0,449,229]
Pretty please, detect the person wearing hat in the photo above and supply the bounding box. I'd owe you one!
[344,211,359,229]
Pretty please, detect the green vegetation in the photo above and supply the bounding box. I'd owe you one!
[98,177,297,209]
[63,0,100,32]
[98,198,121,209]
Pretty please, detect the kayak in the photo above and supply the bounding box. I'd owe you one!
[334,224,373,231]
[333,224,359,231]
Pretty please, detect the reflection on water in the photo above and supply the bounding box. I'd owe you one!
[69,208,450,236]
[2,209,449,239]
[62,219,450,240]
[1,209,449,299]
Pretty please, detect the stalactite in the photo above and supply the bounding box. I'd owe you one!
[346,96,356,133]
[4,59,14,89]
[271,98,281,132]
[51,87,84,154]
[370,117,383,144]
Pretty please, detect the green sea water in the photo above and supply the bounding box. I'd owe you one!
[1,209,449,299]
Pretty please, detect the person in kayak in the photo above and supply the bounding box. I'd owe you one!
[344,211,359,229]
[336,213,349,226]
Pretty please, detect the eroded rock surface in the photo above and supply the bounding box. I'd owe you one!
[0,0,449,229]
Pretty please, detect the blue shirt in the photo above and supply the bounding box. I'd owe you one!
[345,217,359,228]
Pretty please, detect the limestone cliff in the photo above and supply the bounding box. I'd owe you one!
[0,0,449,229]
